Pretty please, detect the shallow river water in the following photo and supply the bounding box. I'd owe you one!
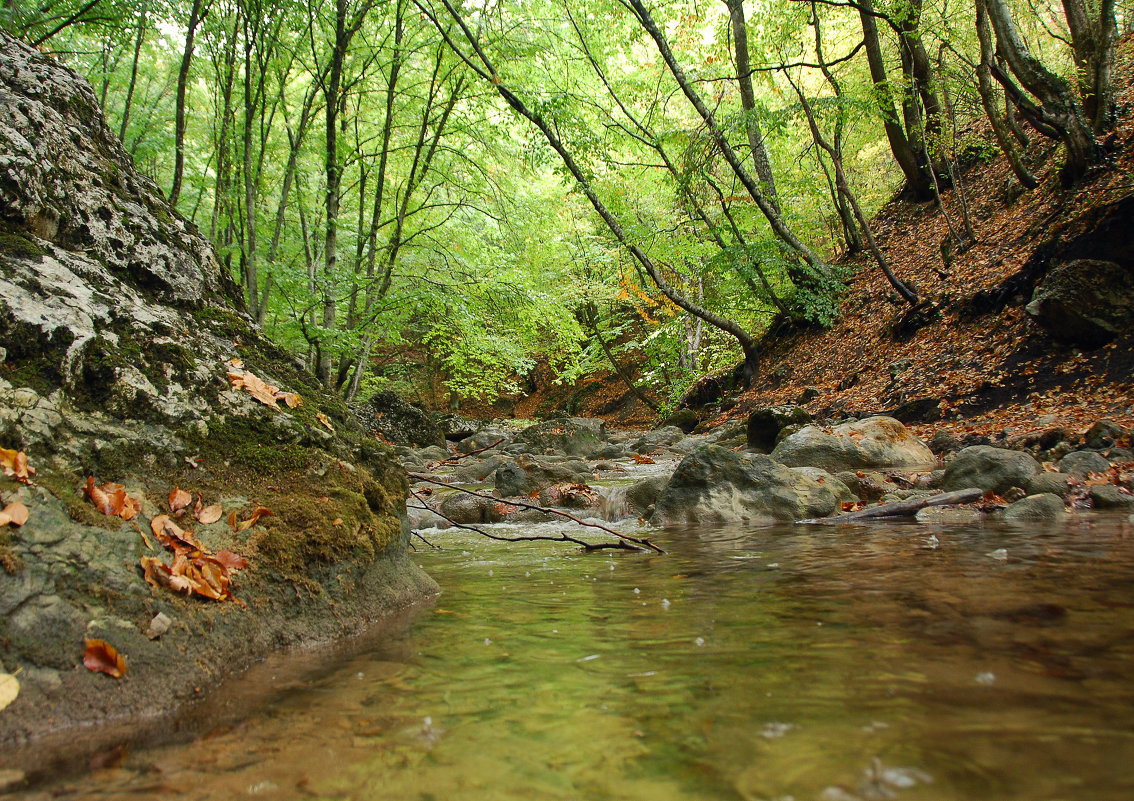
[15,513,1134,801]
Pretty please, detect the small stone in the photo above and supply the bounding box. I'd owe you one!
[145,611,173,640]
[11,387,39,409]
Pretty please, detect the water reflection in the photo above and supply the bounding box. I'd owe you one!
[12,514,1134,800]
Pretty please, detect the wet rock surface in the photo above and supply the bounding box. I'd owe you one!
[770,416,936,471]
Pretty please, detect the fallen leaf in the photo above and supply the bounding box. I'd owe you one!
[235,506,272,532]
[0,511,9,527]
[316,412,335,432]
[213,550,248,571]
[331,517,343,527]
[197,504,224,525]
[169,487,192,514]
[632,454,655,465]
[276,391,302,409]
[0,672,18,712]
[227,510,238,529]
[83,639,127,678]
[150,514,201,553]
[0,448,35,483]
[84,477,140,520]
[228,368,286,410]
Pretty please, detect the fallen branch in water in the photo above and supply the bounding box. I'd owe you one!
[797,487,985,524]
[406,474,665,554]
[427,438,505,469]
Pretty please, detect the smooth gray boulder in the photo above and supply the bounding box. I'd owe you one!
[1025,472,1072,499]
[493,454,591,497]
[1090,485,1134,509]
[789,467,855,503]
[437,492,504,525]
[836,470,898,501]
[1025,259,1134,348]
[652,446,839,526]
[1002,493,1067,522]
[516,417,606,457]
[1057,450,1112,478]
[770,416,935,471]
[624,475,671,516]
[943,446,1041,494]
[457,427,513,454]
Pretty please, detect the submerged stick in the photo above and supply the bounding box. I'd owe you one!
[797,487,985,524]
[407,473,665,554]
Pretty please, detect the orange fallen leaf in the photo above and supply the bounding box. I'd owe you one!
[316,412,335,432]
[0,448,35,483]
[3,501,29,527]
[169,487,192,514]
[197,504,224,525]
[83,639,127,678]
[150,514,202,553]
[632,454,655,465]
[213,550,247,571]
[331,517,343,527]
[235,506,272,532]
[276,391,302,409]
[84,477,140,520]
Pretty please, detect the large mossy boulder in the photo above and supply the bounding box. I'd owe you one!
[769,416,935,472]
[356,391,446,449]
[942,445,1041,493]
[516,417,606,457]
[493,454,592,497]
[652,446,839,527]
[0,34,436,755]
[1025,259,1134,348]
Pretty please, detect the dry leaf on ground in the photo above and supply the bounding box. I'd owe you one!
[1,501,29,527]
[83,639,127,678]
[169,487,192,514]
[316,412,335,432]
[0,672,18,712]
[84,478,140,520]
[196,504,224,525]
[235,506,272,531]
[0,448,34,483]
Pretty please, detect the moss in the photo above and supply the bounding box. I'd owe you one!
[191,305,247,341]
[37,469,130,530]
[0,230,47,258]
[189,416,311,476]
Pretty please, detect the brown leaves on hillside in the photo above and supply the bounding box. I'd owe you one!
[0,448,34,483]
[85,477,141,520]
[226,359,302,411]
[83,639,127,678]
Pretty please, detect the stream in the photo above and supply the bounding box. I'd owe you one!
[11,511,1134,800]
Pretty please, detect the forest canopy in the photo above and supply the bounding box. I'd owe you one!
[5,0,1130,412]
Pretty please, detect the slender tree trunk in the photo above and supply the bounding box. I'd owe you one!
[318,0,348,387]
[725,0,778,211]
[119,4,148,143]
[584,304,659,413]
[170,0,205,207]
[210,15,239,244]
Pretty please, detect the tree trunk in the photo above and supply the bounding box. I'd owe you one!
[975,1,1037,188]
[170,0,205,207]
[858,0,932,199]
[318,0,348,387]
[983,0,1099,178]
[725,0,778,212]
[118,4,148,143]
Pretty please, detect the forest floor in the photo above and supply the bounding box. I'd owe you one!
[468,37,1134,442]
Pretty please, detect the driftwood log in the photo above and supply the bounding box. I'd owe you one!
[798,488,985,524]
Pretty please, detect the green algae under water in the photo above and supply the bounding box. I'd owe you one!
[19,514,1134,800]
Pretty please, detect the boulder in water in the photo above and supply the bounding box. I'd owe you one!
[770,416,935,471]
[493,455,591,497]
[652,446,839,526]
[942,446,1041,494]
[516,417,606,457]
